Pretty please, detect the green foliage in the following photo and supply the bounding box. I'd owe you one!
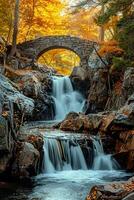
[116,13,134,60]
[112,57,133,72]
[97,0,134,70]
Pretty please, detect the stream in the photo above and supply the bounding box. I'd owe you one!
[0,76,133,200]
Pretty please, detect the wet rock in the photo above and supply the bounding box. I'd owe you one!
[114,130,134,171]
[16,70,53,120]
[86,69,108,114]
[59,112,103,133]
[0,74,34,116]
[12,142,40,178]
[127,94,134,105]
[60,112,84,132]
[123,192,134,200]
[0,154,13,174]
[0,116,11,152]
[0,116,14,174]
[19,127,44,151]
[122,68,134,104]
[17,72,42,98]
[33,94,54,121]
[86,176,134,200]
[70,67,91,96]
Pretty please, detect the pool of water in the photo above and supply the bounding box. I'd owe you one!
[29,170,131,200]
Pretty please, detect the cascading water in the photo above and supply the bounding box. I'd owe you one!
[92,137,118,170]
[42,133,119,174]
[43,137,88,173]
[52,76,85,120]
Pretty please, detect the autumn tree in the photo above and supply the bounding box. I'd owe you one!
[0,0,14,44]
[97,0,134,69]
[71,0,106,41]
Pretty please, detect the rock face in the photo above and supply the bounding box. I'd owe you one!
[70,67,91,96]
[59,112,104,133]
[86,177,134,200]
[86,69,108,113]
[11,127,44,178]
[59,98,134,170]
[0,74,34,116]
[17,70,54,120]
[122,68,134,104]
[0,116,13,174]
[12,142,40,178]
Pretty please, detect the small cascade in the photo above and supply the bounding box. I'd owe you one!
[92,137,118,170]
[52,76,85,120]
[43,137,88,173]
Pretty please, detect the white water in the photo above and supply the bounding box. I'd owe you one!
[29,170,130,200]
[43,137,87,173]
[92,137,118,170]
[52,76,85,120]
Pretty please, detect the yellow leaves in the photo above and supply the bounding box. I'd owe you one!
[38,49,80,75]
[99,40,124,56]
[18,0,69,42]
[68,7,99,40]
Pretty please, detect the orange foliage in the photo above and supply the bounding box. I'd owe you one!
[69,8,99,41]
[18,0,69,42]
[99,40,124,56]
[38,49,80,75]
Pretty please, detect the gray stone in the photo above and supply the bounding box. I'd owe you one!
[0,116,12,152]
[0,74,34,115]
[17,35,96,69]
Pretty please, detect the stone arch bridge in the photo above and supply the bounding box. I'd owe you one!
[18,35,96,68]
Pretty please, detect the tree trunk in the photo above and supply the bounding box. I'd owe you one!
[99,3,104,42]
[10,0,20,57]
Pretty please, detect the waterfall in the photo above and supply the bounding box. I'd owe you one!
[52,76,85,120]
[43,137,88,173]
[92,137,118,170]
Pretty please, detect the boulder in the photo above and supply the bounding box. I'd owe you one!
[122,68,134,104]
[86,176,134,200]
[59,112,104,133]
[0,154,13,174]
[0,116,13,152]
[86,69,108,114]
[19,127,44,151]
[0,116,14,174]
[0,74,34,116]
[114,130,134,171]
[17,72,42,98]
[33,94,54,120]
[12,142,40,178]
[16,70,53,120]
[70,66,91,96]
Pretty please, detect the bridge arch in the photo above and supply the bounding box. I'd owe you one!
[18,35,95,68]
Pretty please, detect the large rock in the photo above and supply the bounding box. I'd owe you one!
[19,127,44,151]
[114,130,134,170]
[86,69,108,113]
[121,68,134,104]
[16,70,53,120]
[0,116,12,152]
[12,142,40,178]
[59,112,104,133]
[86,176,134,200]
[17,70,52,98]
[0,116,14,174]
[0,74,34,116]
[70,67,91,96]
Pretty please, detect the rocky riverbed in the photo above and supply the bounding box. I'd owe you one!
[0,49,134,199]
